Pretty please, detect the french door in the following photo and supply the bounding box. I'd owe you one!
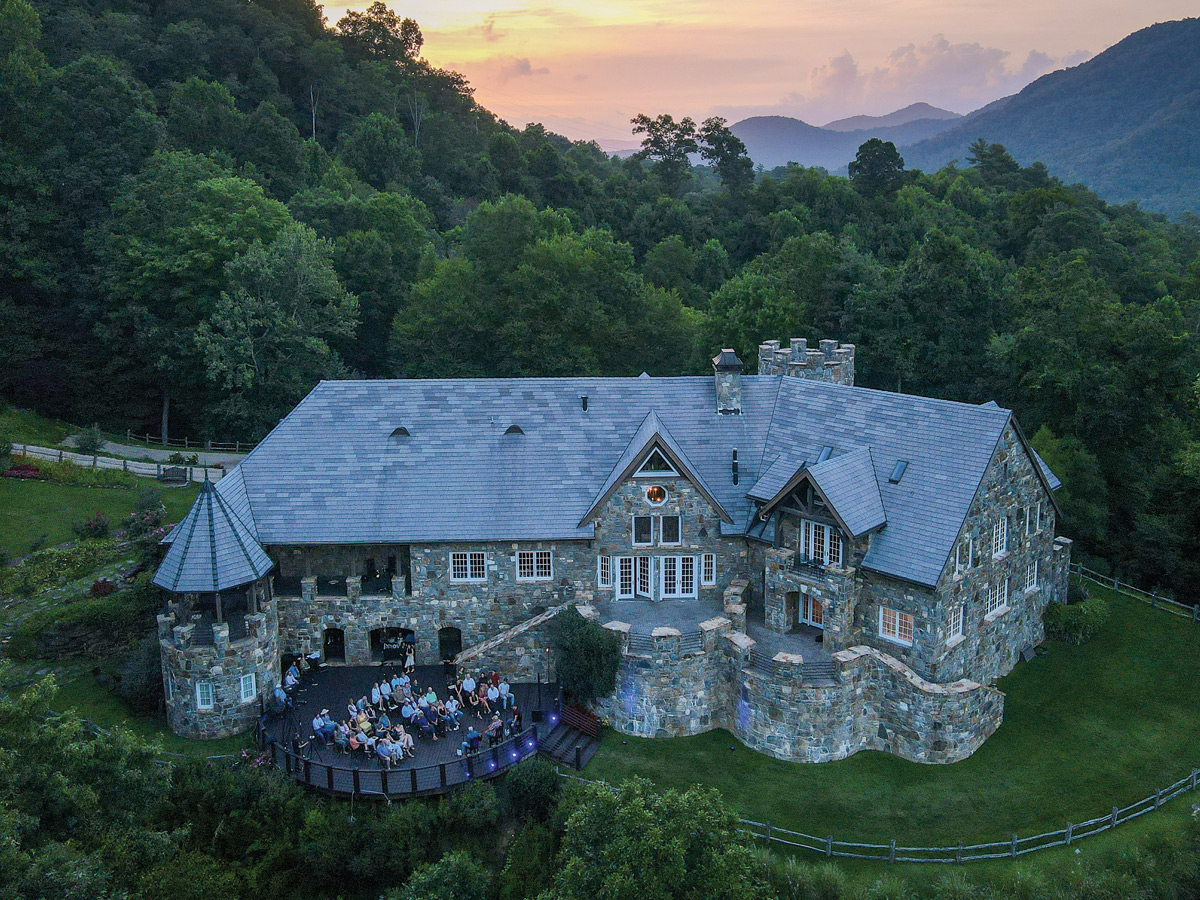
[801,592,825,628]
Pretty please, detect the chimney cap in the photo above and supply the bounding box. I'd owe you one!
[712,349,743,373]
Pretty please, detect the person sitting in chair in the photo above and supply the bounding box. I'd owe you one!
[312,709,336,743]
[376,736,395,767]
[396,725,415,758]
[305,650,323,672]
[286,660,301,683]
[379,678,393,705]
[283,668,300,691]
[485,714,504,747]
[498,679,513,710]
[334,721,351,752]
[273,685,292,711]
[458,725,481,756]
[443,696,463,729]
[377,710,391,731]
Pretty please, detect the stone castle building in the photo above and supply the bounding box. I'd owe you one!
[153,337,1071,762]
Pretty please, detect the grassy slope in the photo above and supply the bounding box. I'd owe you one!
[0,479,198,556]
[585,585,1200,851]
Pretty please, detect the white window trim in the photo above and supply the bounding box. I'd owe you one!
[992,518,1008,559]
[516,549,554,582]
[701,552,716,586]
[955,536,974,577]
[1024,560,1039,594]
[658,514,682,547]
[449,551,488,583]
[632,515,654,547]
[598,555,613,589]
[239,672,257,704]
[984,580,1010,620]
[196,681,214,710]
[635,556,654,599]
[878,607,914,647]
[616,556,635,599]
[799,518,843,567]
[947,604,964,647]
[658,555,698,599]
[633,448,679,478]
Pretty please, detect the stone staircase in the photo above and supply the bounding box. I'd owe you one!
[453,602,573,667]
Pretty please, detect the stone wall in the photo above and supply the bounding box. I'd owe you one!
[757,338,855,386]
[158,595,280,739]
[731,644,1004,764]
[452,603,572,683]
[764,547,858,652]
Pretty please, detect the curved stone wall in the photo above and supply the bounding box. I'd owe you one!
[158,598,280,739]
[590,607,1003,764]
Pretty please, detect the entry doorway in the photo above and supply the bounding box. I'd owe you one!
[438,626,463,663]
[370,627,412,663]
[323,627,346,663]
[802,592,825,628]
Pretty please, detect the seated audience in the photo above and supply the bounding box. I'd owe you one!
[498,679,513,709]
[312,709,336,743]
[458,725,481,756]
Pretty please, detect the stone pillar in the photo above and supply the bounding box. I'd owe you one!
[773,652,804,683]
[1050,536,1073,604]
[699,616,732,652]
[301,576,316,602]
[764,548,794,632]
[651,627,682,662]
[346,575,362,601]
[723,631,755,669]
[723,579,748,631]
[820,564,856,651]
[602,620,631,654]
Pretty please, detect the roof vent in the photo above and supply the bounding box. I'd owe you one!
[581,395,588,411]
[816,445,833,463]
[888,459,909,484]
[390,426,410,437]
[504,424,524,435]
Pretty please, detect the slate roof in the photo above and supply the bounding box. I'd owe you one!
[169,375,1058,589]
[580,410,731,525]
[153,480,274,593]
[805,449,887,538]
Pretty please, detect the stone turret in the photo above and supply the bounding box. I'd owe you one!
[712,348,743,415]
[757,337,855,386]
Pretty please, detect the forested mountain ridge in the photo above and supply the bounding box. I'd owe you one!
[823,102,961,132]
[902,17,1200,216]
[731,113,959,170]
[1,0,1200,598]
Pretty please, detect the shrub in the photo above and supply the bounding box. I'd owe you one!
[549,608,622,704]
[1045,596,1110,645]
[118,634,166,715]
[90,578,117,597]
[167,451,199,465]
[3,462,45,480]
[72,512,111,539]
[497,822,557,900]
[73,426,106,456]
[503,756,562,823]
[0,539,121,597]
[6,575,161,659]
[385,850,491,900]
[1067,580,1090,604]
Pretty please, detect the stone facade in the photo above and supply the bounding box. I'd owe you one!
[757,338,856,385]
[158,586,280,740]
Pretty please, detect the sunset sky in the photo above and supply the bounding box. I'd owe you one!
[326,2,1197,146]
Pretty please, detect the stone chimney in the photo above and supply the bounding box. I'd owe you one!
[712,348,743,415]
[757,337,855,386]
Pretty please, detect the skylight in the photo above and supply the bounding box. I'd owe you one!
[816,445,833,463]
[889,460,909,483]
[390,426,410,437]
[504,424,524,435]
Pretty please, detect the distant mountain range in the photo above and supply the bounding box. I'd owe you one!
[730,105,961,172]
[728,19,1200,216]
[901,18,1200,217]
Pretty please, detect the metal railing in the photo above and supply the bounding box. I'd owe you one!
[12,443,224,482]
[560,766,1200,863]
[268,724,542,798]
[1071,563,1198,622]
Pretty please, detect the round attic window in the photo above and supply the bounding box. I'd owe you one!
[645,485,667,506]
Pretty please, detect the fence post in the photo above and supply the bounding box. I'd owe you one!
[1192,768,1198,790]
[826,835,833,857]
[327,764,334,791]
[92,455,96,468]
[156,463,161,479]
[1011,834,1018,858]
[410,767,418,792]
[123,460,128,472]
[352,768,360,794]
[381,769,389,795]
[888,839,896,863]
[1154,788,1162,809]
[1065,822,1073,845]
[1111,806,1119,828]
[59,449,63,462]
[440,763,447,787]
[184,436,189,449]
[764,820,771,843]
[956,840,962,863]
[574,745,582,770]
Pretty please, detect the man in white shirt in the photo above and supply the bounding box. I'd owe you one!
[498,679,512,709]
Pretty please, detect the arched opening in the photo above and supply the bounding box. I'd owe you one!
[438,626,463,663]
[323,627,345,663]
[370,627,412,663]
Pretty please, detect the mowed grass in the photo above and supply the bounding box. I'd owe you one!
[0,479,199,556]
[586,584,1200,848]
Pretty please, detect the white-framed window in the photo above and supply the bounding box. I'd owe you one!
[196,681,214,710]
[1034,502,1043,533]
[635,448,678,477]
[985,580,1009,617]
[1024,561,1039,593]
[598,555,613,589]
[239,672,257,703]
[659,515,681,546]
[879,607,914,646]
[659,556,697,599]
[617,556,634,599]
[450,551,487,582]
[165,671,174,701]
[955,536,973,576]
[632,515,653,546]
[799,519,843,566]
[636,556,653,599]
[517,550,553,581]
[992,518,1008,558]
[701,552,716,586]
[948,604,964,643]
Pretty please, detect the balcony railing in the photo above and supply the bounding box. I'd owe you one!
[791,554,828,577]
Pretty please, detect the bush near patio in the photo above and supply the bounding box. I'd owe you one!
[582,583,1200,850]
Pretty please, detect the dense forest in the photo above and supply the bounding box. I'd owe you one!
[1,0,1199,598]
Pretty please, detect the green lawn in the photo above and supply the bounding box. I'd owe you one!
[0,405,77,447]
[0,479,199,556]
[586,585,1200,853]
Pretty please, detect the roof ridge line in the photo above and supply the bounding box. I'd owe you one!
[166,490,204,593]
[211,484,266,583]
[205,481,219,595]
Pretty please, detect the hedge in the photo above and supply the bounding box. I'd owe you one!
[0,539,122,597]
[1044,596,1111,645]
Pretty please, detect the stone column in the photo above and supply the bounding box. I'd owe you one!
[699,616,731,652]
[723,580,748,631]
[820,564,856,651]
[301,576,316,602]
[346,575,362,602]
[764,548,794,632]
[602,620,631,655]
